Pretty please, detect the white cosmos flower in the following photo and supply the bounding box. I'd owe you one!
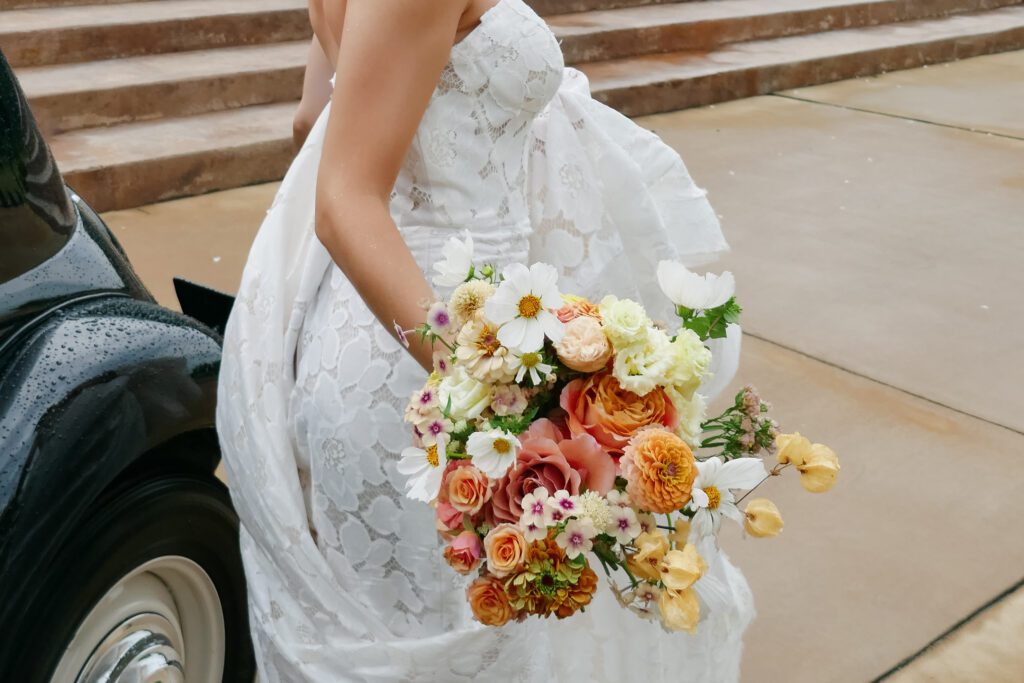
[466,429,521,479]
[484,262,564,352]
[432,232,475,287]
[689,456,767,537]
[509,350,553,386]
[657,261,735,311]
[397,435,448,502]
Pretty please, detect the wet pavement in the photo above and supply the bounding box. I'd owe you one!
[102,51,1024,683]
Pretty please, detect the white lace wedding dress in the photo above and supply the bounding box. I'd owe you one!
[217,1,753,680]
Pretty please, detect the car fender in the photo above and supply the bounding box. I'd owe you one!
[0,295,224,625]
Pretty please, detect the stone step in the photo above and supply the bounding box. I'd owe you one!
[581,5,1024,116]
[52,103,296,213]
[19,41,308,134]
[553,0,1024,64]
[0,0,311,67]
[527,0,692,15]
[5,0,143,8]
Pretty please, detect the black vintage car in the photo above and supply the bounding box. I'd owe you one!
[0,52,254,681]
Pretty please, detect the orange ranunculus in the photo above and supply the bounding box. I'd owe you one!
[621,428,697,513]
[444,531,483,575]
[560,371,678,455]
[483,523,528,578]
[442,462,492,515]
[467,575,515,627]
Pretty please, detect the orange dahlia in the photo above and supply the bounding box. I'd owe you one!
[621,428,697,513]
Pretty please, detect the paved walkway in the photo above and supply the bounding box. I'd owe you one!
[101,51,1024,682]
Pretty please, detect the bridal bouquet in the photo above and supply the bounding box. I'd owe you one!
[397,233,839,633]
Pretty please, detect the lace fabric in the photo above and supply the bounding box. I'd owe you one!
[217,1,750,680]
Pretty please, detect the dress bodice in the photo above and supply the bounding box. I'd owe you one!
[390,0,563,249]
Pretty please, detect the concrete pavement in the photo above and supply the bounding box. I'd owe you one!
[101,50,1024,682]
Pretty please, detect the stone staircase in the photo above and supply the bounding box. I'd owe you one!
[2,0,1023,211]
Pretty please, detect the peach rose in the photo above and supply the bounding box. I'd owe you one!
[621,428,697,513]
[489,419,616,524]
[555,316,613,373]
[444,531,483,575]
[556,295,601,323]
[483,523,527,577]
[467,575,515,627]
[561,371,679,455]
[440,462,492,515]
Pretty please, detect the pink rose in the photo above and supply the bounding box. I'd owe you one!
[489,419,616,524]
[444,531,483,575]
[436,501,464,536]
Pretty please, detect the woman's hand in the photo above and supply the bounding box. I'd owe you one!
[313,0,466,371]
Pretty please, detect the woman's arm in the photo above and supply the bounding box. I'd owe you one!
[293,37,334,148]
[315,0,465,370]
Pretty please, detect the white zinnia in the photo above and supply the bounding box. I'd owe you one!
[466,429,520,479]
[657,261,735,311]
[484,262,564,352]
[397,436,448,502]
[432,231,475,287]
[689,456,767,537]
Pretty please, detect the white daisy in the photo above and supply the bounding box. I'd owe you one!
[508,350,553,386]
[656,261,735,311]
[466,429,520,479]
[689,456,767,537]
[484,262,564,352]
[432,232,475,287]
[397,436,448,502]
[555,518,597,559]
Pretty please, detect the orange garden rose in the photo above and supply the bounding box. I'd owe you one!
[484,523,528,578]
[556,295,602,323]
[560,371,678,455]
[467,575,515,627]
[621,428,697,513]
[444,531,483,574]
[441,462,492,515]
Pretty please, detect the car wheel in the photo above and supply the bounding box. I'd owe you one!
[8,472,255,682]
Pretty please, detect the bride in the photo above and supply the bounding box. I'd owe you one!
[217,0,753,680]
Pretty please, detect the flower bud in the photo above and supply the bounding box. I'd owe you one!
[743,498,784,538]
[659,544,707,591]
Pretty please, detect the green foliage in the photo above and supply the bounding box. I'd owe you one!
[682,297,742,341]
[489,404,540,435]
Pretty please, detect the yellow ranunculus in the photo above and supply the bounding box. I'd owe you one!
[627,530,669,582]
[775,432,813,466]
[658,587,701,633]
[798,444,840,493]
[743,498,784,538]
[659,544,707,591]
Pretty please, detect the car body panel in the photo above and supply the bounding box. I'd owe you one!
[0,48,235,644]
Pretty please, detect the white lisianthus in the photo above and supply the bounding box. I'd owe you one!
[466,429,521,479]
[612,328,673,396]
[599,295,651,349]
[484,262,564,352]
[657,261,735,311]
[438,367,492,421]
[665,328,713,399]
[669,390,707,448]
[689,457,767,537]
[432,231,475,287]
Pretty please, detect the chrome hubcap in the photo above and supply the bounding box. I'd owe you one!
[52,556,224,683]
